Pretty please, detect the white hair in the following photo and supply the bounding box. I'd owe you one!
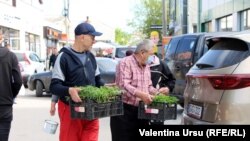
[134,39,154,53]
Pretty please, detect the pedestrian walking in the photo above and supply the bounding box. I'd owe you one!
[50,22,104,141]
[110,39,170,141]
[0,32,22,141]
[49,47,58,70]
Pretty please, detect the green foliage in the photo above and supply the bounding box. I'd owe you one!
[152,94,178,105]
[78,86,121,103]
[115,28,132,45]
[129,0,163,38]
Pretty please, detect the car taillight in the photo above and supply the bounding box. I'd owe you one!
[187,74,250,90]
[23,54,31,65]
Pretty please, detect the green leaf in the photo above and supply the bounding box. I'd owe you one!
[77,85,121,103]
[152,94,178,104]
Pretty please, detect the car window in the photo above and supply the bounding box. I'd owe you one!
[195,38,249,69]
[192,36,205,62]
[97,59,117,72]
[29,53,40,62]
[14,53,24,61]
[165,37,181,61]
[175,36,197,60]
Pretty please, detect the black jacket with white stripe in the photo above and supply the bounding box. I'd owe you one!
[149,56,176,92]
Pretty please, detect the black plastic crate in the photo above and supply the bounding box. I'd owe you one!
[69,95,124,120]
[138,101,177,121]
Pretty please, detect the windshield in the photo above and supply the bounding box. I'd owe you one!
[115,47,136,58]
[194,38,249,69]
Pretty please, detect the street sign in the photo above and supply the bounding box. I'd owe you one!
[150,25,162,29]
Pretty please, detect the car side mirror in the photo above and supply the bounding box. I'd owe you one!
[40,59,45,63]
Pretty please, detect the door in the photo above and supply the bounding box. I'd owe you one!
[29,52,45,73]
[173,36,198,96]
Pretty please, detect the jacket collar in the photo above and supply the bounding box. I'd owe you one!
[149,55,160,67]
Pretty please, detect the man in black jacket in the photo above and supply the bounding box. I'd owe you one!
[50,22,104,141]
[147,54,176,125]
[147,54,175,91]
[48,47,58,70]
[0,32,22,141]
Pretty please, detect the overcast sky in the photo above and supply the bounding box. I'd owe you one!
[43,0,136,30]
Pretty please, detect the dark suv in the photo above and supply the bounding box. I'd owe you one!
[164,32,235,106]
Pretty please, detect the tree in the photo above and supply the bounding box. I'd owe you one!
[115,28,131,45]
[128,0,163,38]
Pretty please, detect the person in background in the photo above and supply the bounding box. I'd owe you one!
[148,53,175,91]
[110,39,170,141]
[0,32,22,141]
[49,47,58,70]
[49,47,59,115]
[147,53,176,125]
[125,49,134,56]
[50,22,104,141]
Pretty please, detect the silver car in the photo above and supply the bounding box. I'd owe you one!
[182,32,250,124]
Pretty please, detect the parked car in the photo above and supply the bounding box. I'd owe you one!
[17,62,29,89]
[12,50,46,88]
[182,32,250,124]
[95,57,118,83]
[164,32,235,107]
[28,57,118,97]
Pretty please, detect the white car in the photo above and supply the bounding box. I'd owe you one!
[12,50,46,88]
[182,31,250,124]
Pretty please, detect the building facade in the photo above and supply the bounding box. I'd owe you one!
[166,0,200,35]
[0,0,63,60]
[201,0,250,32]
[167,0,188,35]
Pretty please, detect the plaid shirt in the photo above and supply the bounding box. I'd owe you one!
[116,55,157,106]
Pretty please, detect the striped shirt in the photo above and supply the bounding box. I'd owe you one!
[116,55,157,106]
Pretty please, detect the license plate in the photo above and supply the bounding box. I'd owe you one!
[187,103,202,119]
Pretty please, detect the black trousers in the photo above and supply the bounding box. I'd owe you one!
[110,103,149,141]
[0,106,13,141]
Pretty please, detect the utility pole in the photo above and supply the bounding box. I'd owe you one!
[63,0,70,44]
[162,0,167,36]
[197,0,201,32]
[183,0,188,34]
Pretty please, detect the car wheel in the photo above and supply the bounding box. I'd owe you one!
[179,103,184,108]
[24,84,28,88]
[36,80,43,97]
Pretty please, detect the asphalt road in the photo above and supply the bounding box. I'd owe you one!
[9,88,183,141]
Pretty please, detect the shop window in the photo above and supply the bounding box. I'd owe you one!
[25,32,40,54]
[241,9,250,30]
[218,15,233,31]
[0,26,19,50]
[203,21,212,32]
